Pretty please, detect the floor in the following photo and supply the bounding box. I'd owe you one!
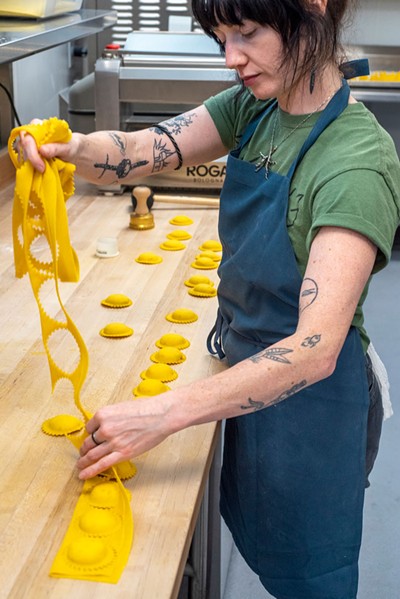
[221,249,400,599]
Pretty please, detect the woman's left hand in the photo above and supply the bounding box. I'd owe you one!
[77,395,178,479]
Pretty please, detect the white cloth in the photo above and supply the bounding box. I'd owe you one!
[367,342,393,420]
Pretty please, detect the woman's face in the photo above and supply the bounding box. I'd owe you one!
[212,20,288,100]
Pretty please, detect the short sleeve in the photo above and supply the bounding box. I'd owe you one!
[204,86,271,152]
[204,86,242,150]
[307,168,400,272]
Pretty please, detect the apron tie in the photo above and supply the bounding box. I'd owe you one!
[206,309,226,359]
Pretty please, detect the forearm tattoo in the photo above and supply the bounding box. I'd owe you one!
[109,132,126,155]
[149,112,197,172]
[272,379,307,405]
[299,277,318,313]
[240,398,265,411]
[301,334,321,348]
[94,154,148,180]
[151,136,178,173]
[249,346,293,364]
[240,379,307,412]
[151,127,182,171]
[93,132,149,180]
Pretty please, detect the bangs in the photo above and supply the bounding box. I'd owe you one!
[192,0,243,32]
[192,0,279,36]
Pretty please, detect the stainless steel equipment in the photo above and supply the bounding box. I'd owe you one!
[94,30,236,193]
[95,30,235,130]
[348,45,400,158]
[93,37,400,193]
[348,45,400,103]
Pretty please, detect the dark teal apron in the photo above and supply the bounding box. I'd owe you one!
[208,77,370,599]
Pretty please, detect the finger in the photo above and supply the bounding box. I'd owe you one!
[77,441,109,470]
[77,451,125,480]
[85,415,100,436]
[38,142,66,160]
[80,410,108,455]
[79,428,103,456]
[20,132,46,172]
[91,429,104,446]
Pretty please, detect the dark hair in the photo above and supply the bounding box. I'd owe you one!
[191,0,356,88]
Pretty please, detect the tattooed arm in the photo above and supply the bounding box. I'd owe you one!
[76,226,377,478]
[21,106,228,185]
[236,226,377,412]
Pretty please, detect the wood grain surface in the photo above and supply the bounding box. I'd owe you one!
[0,178,226,599]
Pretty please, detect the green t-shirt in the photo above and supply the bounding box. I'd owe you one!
[204,85,400,350]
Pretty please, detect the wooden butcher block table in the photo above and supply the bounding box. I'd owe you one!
[0,172,226,599]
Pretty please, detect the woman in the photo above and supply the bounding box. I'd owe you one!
[23,0,400,596]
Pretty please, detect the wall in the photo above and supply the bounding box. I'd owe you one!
[345,0,400,46]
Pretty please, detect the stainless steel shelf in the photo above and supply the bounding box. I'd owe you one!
[351,88,400,103]
[0,9,117,146]
[346,44,400,102]
[0,9,117,64]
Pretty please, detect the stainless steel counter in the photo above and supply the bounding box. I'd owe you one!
[0,9,117,146]
[0,9,117,64]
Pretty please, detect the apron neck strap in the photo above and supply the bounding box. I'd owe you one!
[235,100,277,153]
[286,79,350,181]
[235,57,368,162]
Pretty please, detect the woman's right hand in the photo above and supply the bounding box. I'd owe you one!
[19,119,82,172]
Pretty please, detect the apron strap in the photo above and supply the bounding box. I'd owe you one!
[233,101,277,155]
[340,58,370,79]
[286,79,350,181]
[286,58,369,180]
[206,308,226,359]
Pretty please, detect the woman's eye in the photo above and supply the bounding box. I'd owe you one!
[241,29,256,39]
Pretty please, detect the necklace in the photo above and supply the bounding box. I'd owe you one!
[255,87,340,178]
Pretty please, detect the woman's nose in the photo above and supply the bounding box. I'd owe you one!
[224,42,247,70]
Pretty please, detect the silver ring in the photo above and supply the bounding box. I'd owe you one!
[91,430,102,445]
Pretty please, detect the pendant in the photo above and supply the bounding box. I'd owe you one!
[255,146,277,178]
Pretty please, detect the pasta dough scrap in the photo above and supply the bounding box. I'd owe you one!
[9,118,89,419]
[9,118,134,584]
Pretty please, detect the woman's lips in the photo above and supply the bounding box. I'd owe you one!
[242,74,259,86]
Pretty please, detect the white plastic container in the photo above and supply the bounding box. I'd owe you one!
[0,0,83,18]
[95,237,119,258]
